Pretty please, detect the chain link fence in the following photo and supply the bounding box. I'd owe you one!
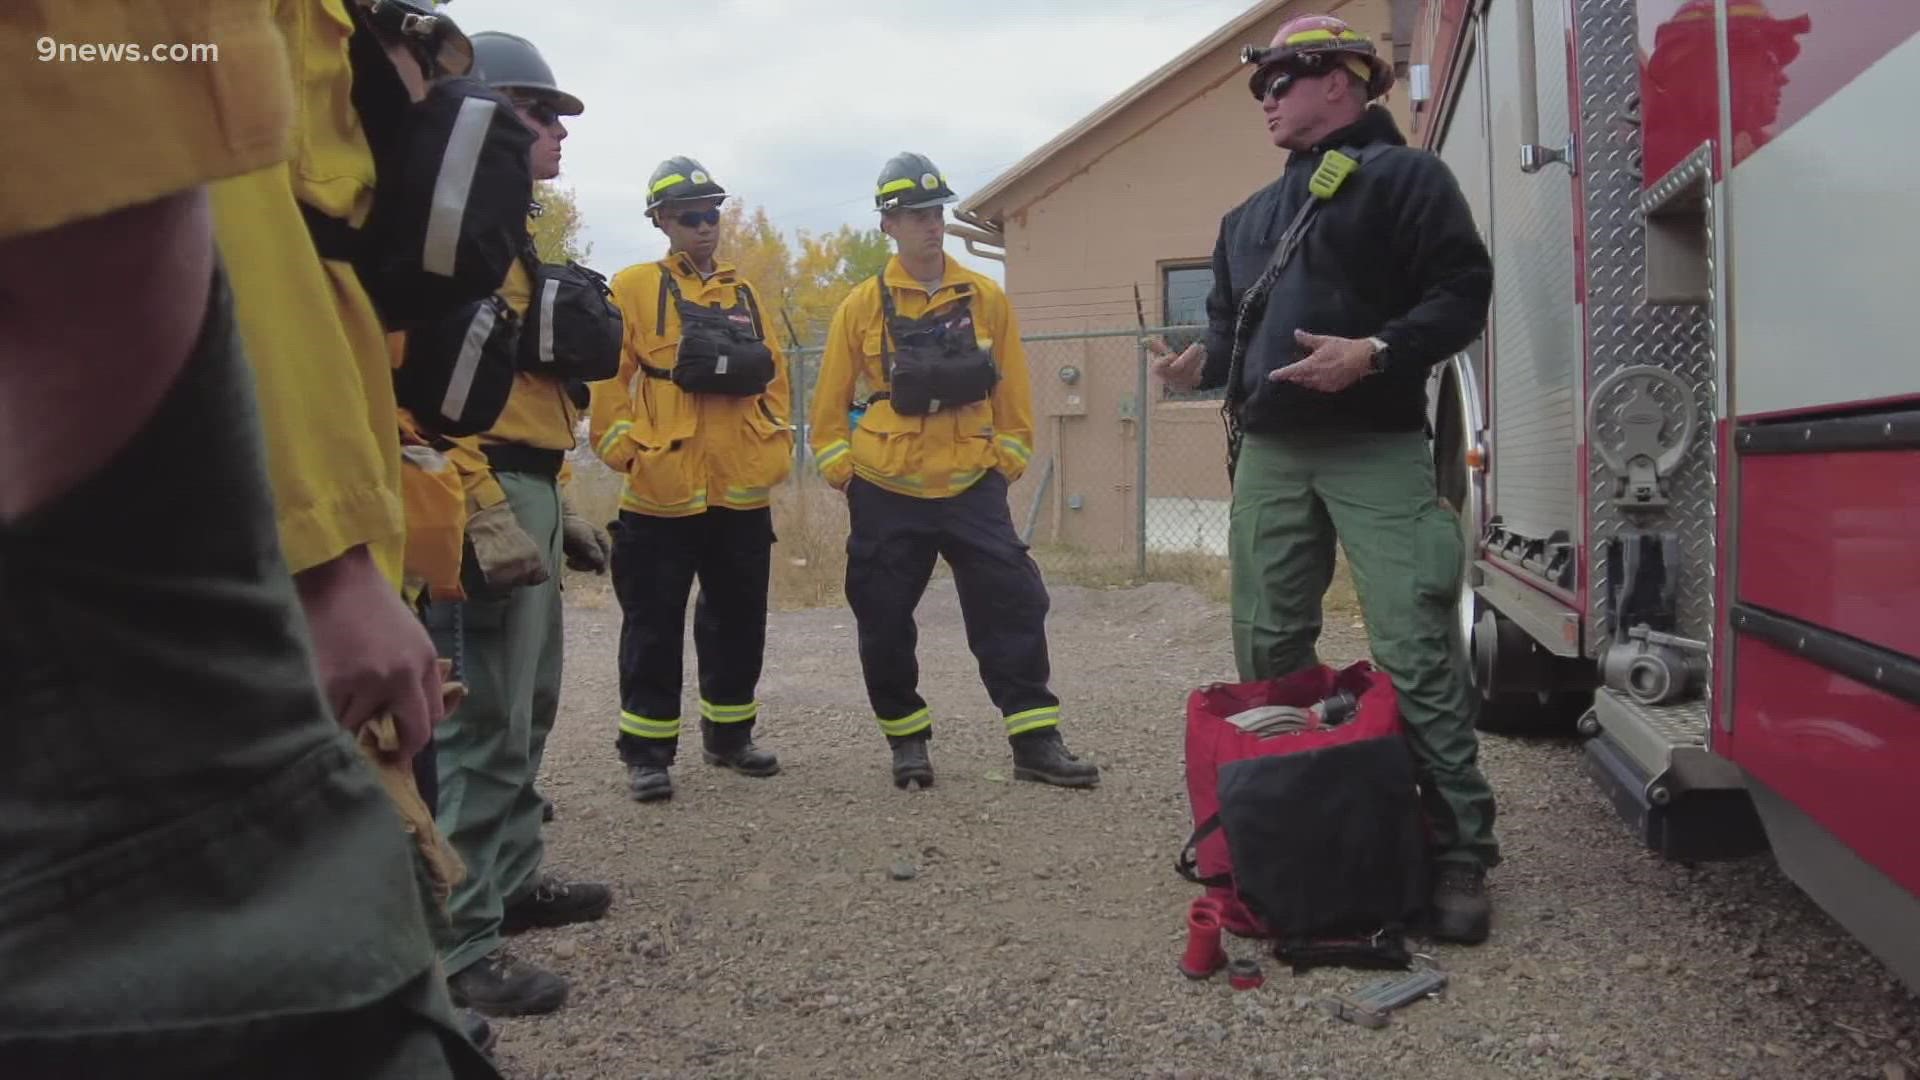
[567,324,1236,608]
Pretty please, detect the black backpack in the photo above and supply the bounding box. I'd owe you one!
[302,4,536,331]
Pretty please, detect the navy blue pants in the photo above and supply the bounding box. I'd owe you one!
[844,472,1062,740]
[610,506,774,766]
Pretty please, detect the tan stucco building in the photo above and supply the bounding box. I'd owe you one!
[952,0,1415,558]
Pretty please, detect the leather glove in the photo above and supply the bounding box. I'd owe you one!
[561,498,612,573]
[466,500,550,590]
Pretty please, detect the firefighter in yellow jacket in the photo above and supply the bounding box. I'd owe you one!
[808,152,1099,791]
[589,157,794,803]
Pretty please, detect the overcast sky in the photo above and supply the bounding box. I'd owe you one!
[442,0,1261,280]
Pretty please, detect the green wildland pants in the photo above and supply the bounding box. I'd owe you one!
[0,267,497,1078]
[424,467,565,977]
[1229,428,1500,870]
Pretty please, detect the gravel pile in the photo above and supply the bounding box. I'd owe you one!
[488,577,1918,1079]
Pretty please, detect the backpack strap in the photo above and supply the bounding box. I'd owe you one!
[873,273,897,392]
[734,279,768,341]
[1174,814,1233,888]
[655,261,673,335]
[1220,141,1385,481]
[298,200,361,263]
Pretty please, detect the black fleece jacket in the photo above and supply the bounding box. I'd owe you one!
[1195,105,1492,434]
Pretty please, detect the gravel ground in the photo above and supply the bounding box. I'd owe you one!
[487,575,1919,1080]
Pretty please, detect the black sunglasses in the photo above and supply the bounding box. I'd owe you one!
[673,207,721,228]
[1254,58,1333,102]
[515,98,562,127]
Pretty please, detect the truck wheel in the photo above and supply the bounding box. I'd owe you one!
[1432,361,1587,736]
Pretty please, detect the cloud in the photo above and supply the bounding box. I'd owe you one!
[442,0,1258,281]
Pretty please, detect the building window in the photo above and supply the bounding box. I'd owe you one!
[1160,262,1222,401]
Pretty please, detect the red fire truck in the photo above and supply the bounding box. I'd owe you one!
[1404,0,1917,990]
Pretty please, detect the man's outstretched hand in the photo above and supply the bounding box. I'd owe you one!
[1149,338,1207,392]
[1270,330,1377,393]
[294,544,444,760]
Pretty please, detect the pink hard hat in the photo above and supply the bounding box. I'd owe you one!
[1241,14,1395,101]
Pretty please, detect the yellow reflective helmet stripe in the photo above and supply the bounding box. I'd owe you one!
[1283,27,1368,46]
[650,172,687,195]
[877,177,919,196]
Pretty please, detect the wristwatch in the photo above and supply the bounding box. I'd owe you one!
[1365,336,1390,373]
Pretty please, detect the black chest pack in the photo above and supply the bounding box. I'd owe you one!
[303,1,536,332]
[514,251,623,383]
[641,266,776,397]
[395,236,622,437]
[874,283,998,416]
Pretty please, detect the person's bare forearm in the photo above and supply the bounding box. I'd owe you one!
[0,190,215,522]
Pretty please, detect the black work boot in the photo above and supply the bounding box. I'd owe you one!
[889,733,934,790]
[502,872,612,933]
[458,1008,497,1055]
[701,719,780,777]
[627,763,673,802]
[446,948,568,1017]
[1010,728,1100,788]
[1428,862,1492,944]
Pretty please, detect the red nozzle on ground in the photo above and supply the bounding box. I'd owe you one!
[1179,897,1229,979]
[1227,957,1265,990]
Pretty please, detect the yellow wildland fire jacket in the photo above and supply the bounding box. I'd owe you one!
[588,252,794,517]
[808,255,1035,499]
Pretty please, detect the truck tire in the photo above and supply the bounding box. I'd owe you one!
[1430,357,1588,735]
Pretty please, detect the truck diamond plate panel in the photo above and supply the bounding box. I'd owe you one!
[1487,0,1581,544]
[1576,2,1721,665]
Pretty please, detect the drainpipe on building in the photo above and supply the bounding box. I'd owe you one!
[947,212,1006,263]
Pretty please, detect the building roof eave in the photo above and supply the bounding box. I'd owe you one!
[958,0,1293,226]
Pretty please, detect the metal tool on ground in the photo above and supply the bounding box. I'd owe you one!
[1227,957,1264,990]
[1319,963,1449,1029]
[1179,896,1229,979]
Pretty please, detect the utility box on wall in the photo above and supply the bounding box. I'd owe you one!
[1044,361,1089,417]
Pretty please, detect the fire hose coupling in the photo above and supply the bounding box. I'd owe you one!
[1227,958,1265,991]
[1602,624,1709,705]
[1179,897,1229,979]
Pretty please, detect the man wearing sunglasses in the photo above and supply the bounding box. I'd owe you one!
[1149,14,1499,945]
[588,157,794,804]
[419,29,615,1020]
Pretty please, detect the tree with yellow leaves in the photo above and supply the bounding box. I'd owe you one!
[716,201,890,349]
[530,181,591,263]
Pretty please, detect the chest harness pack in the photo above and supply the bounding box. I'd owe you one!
[641,265,776,397]
[857,282,998,419]
[395,228,624,437]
